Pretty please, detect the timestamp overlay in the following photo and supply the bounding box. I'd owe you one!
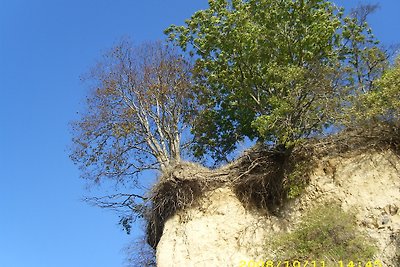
[238,260,383,267]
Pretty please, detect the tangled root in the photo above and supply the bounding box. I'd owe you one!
[146,162,219,249]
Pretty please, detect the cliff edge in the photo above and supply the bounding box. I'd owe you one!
[149,127,400,266]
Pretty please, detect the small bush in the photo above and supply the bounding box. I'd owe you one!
[271,203,377,264]
[284,159,313,199]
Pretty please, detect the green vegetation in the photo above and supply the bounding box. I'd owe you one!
[71,1,399,264]
[72,0,399,197]
[345,57,400,126]
[271,203,377,263]
[285,161,310,199]
[166,0,393,162]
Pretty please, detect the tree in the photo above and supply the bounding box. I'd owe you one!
[347,56,400,125]
[331,3,394,128]
[371,57,400,122]
[70,39,197,186]
[340,4,388,94]
[70,40,198,266]
[165,0,388,161]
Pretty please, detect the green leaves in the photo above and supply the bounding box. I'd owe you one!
[166,0,346,160]
[167,0,390,162]
[344,57,400,125]
[272,204,377,262]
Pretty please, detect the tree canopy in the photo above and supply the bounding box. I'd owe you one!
[70,40,197,185]
[166,0,390,161]
[346,56,400,125]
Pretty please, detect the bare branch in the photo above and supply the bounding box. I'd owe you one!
[70,39,197,185]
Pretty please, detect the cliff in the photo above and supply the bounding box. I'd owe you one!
[148,128,400,266]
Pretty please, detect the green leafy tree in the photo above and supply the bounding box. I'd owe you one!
[340,4,388,94]
[372,57,400,121]
[347,56,400,125]
[166,0,387,161]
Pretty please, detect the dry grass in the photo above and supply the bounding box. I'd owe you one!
[305,122,400,157]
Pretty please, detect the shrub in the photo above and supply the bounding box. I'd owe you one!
[271,203,377,264]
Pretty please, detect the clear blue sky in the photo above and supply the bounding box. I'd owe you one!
[0,1,398,267]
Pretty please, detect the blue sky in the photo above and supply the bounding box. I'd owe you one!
[0,1,399,267]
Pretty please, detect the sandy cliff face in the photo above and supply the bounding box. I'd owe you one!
[294,151,400,266]
[156,187,275,267]
[156,150,400,267]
